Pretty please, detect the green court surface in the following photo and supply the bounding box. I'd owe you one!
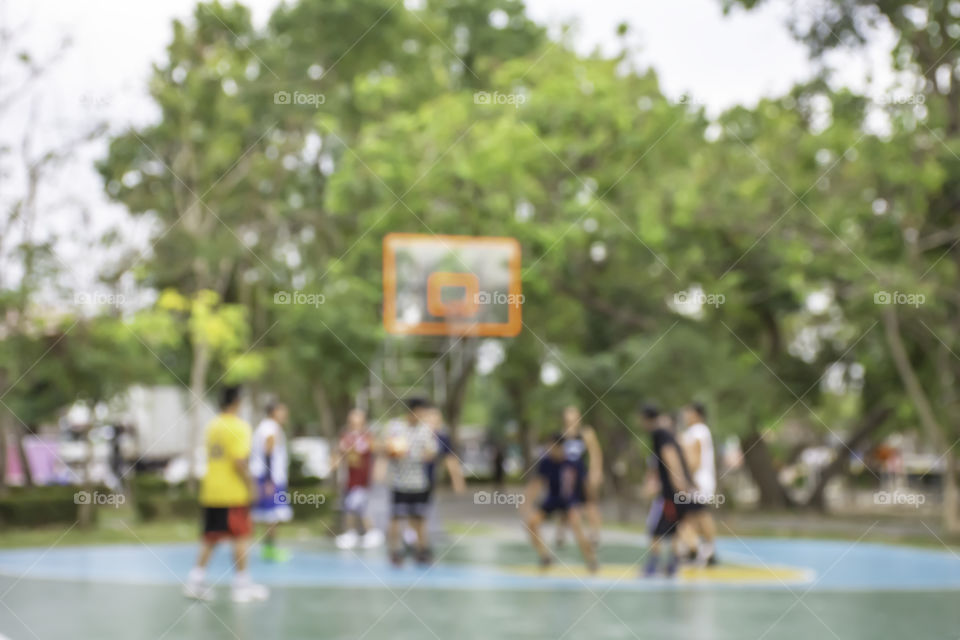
[0,534,956,639]
[0,577,955,639]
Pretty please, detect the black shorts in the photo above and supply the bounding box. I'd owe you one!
[648,497,682,538]
[202,506,252,542]
[539,496,575,518]
[677,501,706,518]
[391,490,430,520]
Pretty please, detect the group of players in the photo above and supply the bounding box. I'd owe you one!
[182,389,466,602]
[523,402,718,577]
[332,397,465,566]
[182,386,718,602]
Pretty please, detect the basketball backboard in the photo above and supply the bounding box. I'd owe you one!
[382,233,523,337]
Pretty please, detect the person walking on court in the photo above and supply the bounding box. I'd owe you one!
[334,408,383,549]
[679,401,719,566]
[639,403,692,578]
[523,432,598,573]
[250,400,293,562]
[385,397,438,566]
[184,386,268,602]
[555,406,604,546]
[401,406,466,548]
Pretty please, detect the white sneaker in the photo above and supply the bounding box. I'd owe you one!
[231,581,269,603]
[336,530,359,550]
[183,581,213,601]
[362,529,385,548]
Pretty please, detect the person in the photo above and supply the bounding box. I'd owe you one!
[425,407,466,495]
[491,439,506,490]
[523,432,598,573]
[250,400,293,562]
[639,403,692,578]
[657,410,701,559]
[678,401,719,566]
[106,423,130,491]
[555,406,604,546]
[402,406,466,547]
[184,386,268,602]
[385,397,439,566]
[333,408,383,549]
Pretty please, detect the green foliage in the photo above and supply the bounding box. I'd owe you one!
[289,487,335,521]
[0,486,106,527]
[132,476,198,522]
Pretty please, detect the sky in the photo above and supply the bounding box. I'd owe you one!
[1,0,897,296]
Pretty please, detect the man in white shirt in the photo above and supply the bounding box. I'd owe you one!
[679,402,719,566]
[384,397,438,566]
[250,401,293,562]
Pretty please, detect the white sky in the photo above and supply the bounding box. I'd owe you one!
[1,0,897,295]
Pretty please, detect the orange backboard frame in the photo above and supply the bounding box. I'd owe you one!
[383,233,523,337]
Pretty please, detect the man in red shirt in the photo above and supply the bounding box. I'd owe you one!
[333,409,382,549]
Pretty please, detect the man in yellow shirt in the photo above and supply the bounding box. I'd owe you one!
[184,386,268,603]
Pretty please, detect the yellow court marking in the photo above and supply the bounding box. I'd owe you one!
[506,563,814,585]
[678,564,812,584]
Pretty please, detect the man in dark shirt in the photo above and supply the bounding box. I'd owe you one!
[640,404,692,577]
[424,408,464,494]
[523,433,598,573]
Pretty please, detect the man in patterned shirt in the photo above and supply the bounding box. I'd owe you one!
[384,397,439,566]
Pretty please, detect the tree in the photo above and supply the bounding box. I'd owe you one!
[726,0,960,530]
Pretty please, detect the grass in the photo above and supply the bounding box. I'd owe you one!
[0,507,332,549]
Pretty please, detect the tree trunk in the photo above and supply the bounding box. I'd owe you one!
[311,383,336,439]
[0,371,7,494]
[187,341,212,492]
[936,342,960,533]
[883,309,945,448]
[442,339,477,441]
[805,406,892,511]
[882,308,955,530]
[0,411,8,496]
[611,428,638,524]
[77,425,94,529]
[14,421,33,487]
[944,450,959,534]
[741,429,790,508]
[517,414,532,469]
[505,381,532,467]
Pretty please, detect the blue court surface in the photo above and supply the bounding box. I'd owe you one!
[0,535,957,639]
[0,536,956,591]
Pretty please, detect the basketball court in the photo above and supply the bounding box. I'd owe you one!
[0,529,956,639]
